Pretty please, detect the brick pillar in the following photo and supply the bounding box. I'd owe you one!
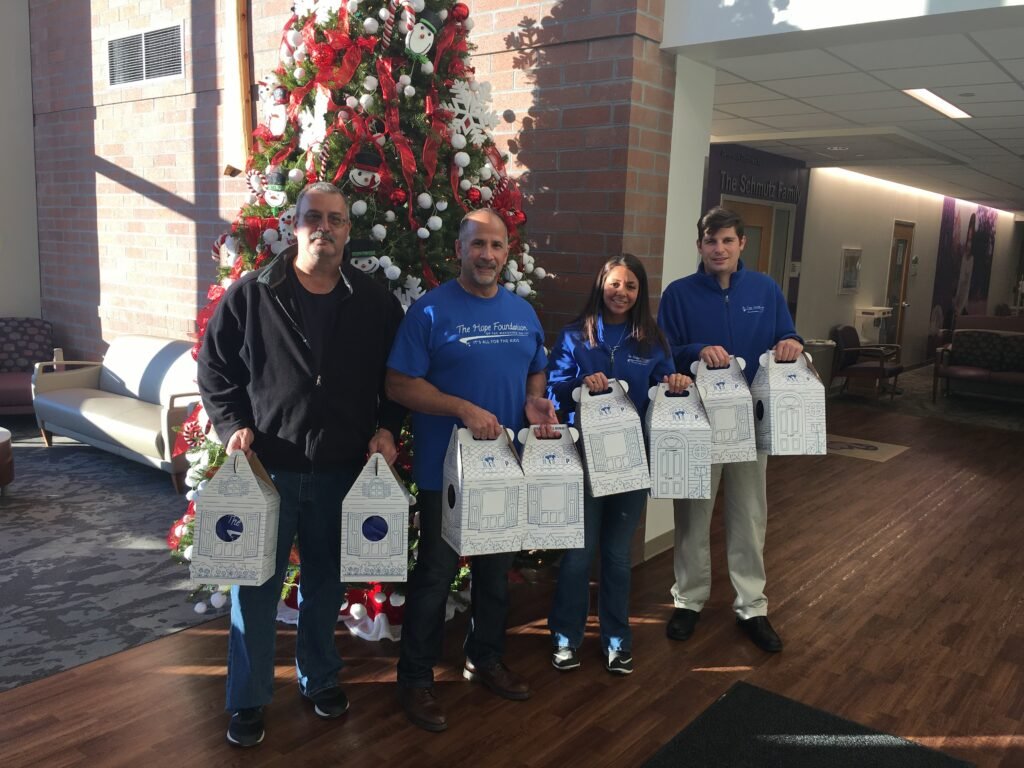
[471,0,674,337]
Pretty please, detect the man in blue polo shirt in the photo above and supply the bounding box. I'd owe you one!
[386,208,557,732]
[657,206,803,654]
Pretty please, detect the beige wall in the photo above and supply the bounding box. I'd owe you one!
[797,168,1018,366]
[1,0,40,318]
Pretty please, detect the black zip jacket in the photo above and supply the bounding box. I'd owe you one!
[198,246,406,471]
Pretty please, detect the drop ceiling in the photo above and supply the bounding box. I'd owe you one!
[665,6,1024,215]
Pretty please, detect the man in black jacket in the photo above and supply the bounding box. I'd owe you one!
[198,182,404,748]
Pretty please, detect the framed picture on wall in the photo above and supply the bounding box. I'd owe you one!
[838,248,862,295]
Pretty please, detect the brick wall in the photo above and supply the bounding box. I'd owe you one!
[31,0,674,355]
[470,0,675,337]
[30,0,252,358]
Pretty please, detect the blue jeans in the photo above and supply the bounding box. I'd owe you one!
[549,489,646,653]
[225,465,359,711]
[397,490,516,687]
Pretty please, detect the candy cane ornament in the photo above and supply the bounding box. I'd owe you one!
[382,0,415,48]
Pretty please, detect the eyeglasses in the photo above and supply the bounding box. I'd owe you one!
[302,212,350,228]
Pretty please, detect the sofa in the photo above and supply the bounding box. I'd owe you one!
[0,317,55,415]
[32,335,199,491]
[933,315,1024,402]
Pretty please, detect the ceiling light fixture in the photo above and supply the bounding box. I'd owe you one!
[903,88,972,119]
[825,145,849,151]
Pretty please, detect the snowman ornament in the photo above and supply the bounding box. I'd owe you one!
[348,149,383,192]
[405,11,442,64]
[265,86,289,138]
[347,238,380,274]
[264,169,289,209]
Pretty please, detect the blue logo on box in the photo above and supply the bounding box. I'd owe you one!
[216,514,244,542]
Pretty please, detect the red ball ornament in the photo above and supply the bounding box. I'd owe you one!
[310,43,335,69]
[451,3,470,22]
[467,187,482,204]
[390,189,408,206]
[514,209,527,225]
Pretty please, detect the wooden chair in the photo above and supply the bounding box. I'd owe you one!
[829,324,903,401]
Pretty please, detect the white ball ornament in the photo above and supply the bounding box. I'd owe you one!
[460,179,472,191]
[522,243,531,253]
[351,200,368,216]
[454,151,471,168]
[197,479,208,492]
[186,489,196,502]
[389,592,406,607]
[451,133,467,150]
[210,591,228,610]
[346,96,359,110]
[371,224,387,240]
[385,210,396,222]
[533,267,547,279]
[378,8,390,21]
[363,75,378,92]
[363,18,380,34]
[183,545,194,562]
[349,602,367,621]
[417,193,433,209]
[469,80,480,92]
[479,165,492,180]
[464,17,475,31]
[516,282,532,297]
[421,61,434,75]
[286,30,302,47]
[524,263,534,273]
[504,282,515,292]
[262,229,280,244]
[384,265,402,280]
[293,67,306,80]
[479,186,492,202]
[436,200,448,212]
[378,256,392,268]
[288,167,305,184]
[281,53,295,66]
[294,45,307,62]
[194,601,208,614]
[404,85,416,97]
[427,216,442,231]
[417,227,430,239]
[359,94,374,110]
[398,74,411,86]
[411,0,425,11]
[346,0,359,12]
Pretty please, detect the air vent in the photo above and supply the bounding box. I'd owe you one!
[108,24,183,86]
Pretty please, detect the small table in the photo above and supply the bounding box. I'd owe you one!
[0,426,12,495]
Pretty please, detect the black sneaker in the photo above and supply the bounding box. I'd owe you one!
[304,686,350,719]
[226,707,265,747]
[605,650,633,675]
[551,646,580,671]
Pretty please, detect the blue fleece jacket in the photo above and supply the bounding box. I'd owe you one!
[657,260,801,384]
[546,314,675,422]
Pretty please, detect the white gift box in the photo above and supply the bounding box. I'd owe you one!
[691,357,757,464]
[517,424,585,550]
[191,451,280,586]
[645,383,712,499]
[441,426,526,555]
[340,452,414,582]
[750,350,827,455]
[573,379,650,497]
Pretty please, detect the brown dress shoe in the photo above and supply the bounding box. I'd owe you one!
[463,659,531,700]
[398,686,448,732]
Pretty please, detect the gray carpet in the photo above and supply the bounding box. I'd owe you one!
[831,364,1024,432]
[0,415,227,691]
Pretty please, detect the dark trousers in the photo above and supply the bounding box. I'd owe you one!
[397,490,515,687]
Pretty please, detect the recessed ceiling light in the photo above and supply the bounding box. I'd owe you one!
[826,145,849,151]
[903,88,972,119]
[959,92,975,98]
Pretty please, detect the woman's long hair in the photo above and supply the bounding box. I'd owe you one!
[573,253,668,356]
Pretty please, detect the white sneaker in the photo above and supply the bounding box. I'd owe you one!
[551,646,580,671]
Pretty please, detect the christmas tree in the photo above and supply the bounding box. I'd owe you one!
[165,0,551,623]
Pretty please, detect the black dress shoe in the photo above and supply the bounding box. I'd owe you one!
[463,659,531,700]
[666,608,700,641]
[738,616,783,652]
[398,686,448,732]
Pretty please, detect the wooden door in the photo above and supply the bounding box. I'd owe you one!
[723,199,774,273]
[884,222,914,356]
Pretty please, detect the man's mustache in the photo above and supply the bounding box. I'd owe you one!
[309,229,335,244]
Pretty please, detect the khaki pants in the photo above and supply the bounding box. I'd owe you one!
[670,453,769,619]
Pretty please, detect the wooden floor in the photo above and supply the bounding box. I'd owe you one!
[2,401,1022,767]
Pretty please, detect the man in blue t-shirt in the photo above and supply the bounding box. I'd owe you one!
[658,206,803,655]
[386,208,557,732]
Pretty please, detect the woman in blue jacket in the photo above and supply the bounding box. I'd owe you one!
[546,253,690,675]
